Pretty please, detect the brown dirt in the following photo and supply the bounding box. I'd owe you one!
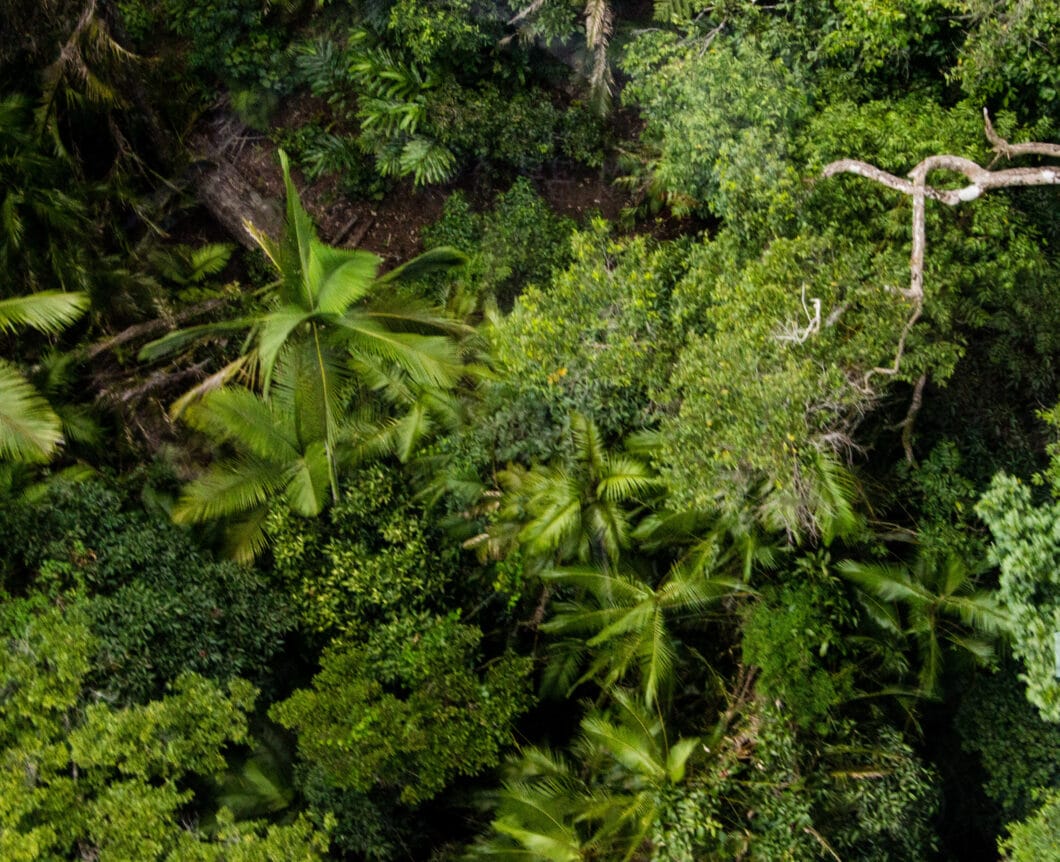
[233,136,449,266]
[538,167,627,223]
[199,94,695,271]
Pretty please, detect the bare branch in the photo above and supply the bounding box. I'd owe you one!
[823,109,1058,396]
[983,108,1060,161]
[897,372,927,465]
[507,0,546,26]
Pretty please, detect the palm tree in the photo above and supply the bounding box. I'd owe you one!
[472,413,660,571]
[1,94,93,296]
[0,290,89,462]
[171,384,339,561]
[467,689,698,861]
[541,562,746,707]
[838,550,1010,696]
[141,152,469,549]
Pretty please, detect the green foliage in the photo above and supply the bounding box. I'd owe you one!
[0,599,328,860]
[468,689,700,860]
[272,613,534,804]
[275,125,386,199]
[423,178,575,313]
[126,0,295,92]
[977,473,1060,721]
[810,0,953,77]
[742,575,856,731]
[495,220,683,441]
[816,723,940,861]
[956,668,1060,824]
[480,413,660,572]
[142,151,468,557]
[543,559,742,706]
[265,463,460,637]
[386,0,495,65]
[622,34,808,236]
[895,442,985,560]
[296,772,401,861]
[0,478,291,702]
[428,81,562,172]
[949,0,1060,120]
[839,549,1007,696]
[0,94,97,296]
[660,229,902,529]
[1000,789,1060,862]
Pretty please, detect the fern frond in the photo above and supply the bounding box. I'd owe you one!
[399,137,456,186]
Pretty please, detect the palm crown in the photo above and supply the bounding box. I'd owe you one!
[142,150,469,558]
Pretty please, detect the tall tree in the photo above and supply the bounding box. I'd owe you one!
[142,151,469,555]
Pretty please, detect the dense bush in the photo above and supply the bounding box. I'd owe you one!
[272,613,534,804]
[0,479,291,702]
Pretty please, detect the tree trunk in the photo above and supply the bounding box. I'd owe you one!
[187,112,282,250]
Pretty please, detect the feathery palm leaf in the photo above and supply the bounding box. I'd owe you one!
[0,361,64,462]
[469,691,697,861]
[839,551,1009,695]
[0,290,89,334]
[146,150,468,541]
[542,562,744,705]
[0,290,88,463]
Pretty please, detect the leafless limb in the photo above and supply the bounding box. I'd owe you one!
[507,0,547,26]
[893,372,927,464]
[82,298,225,360]
[822,109,1059,421]
[775,284,822,344]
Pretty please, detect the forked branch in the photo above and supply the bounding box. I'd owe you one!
[822,110,1058,460]
[823,110,1059,385]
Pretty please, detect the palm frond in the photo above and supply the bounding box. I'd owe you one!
[172,456,285,524]
[0,290,88,335]
[838,560,933,604]
[585,500,630,560]
[665,737,698,783]
[137,318,254,362]
[312,244,380,314]
[945,592,1011,635]
[523,493,584,556]
[335,317,462,388]
[284,441,331,516]
[641,605,674,708]
[571,412,605,474]
[278,149,319,306]
[256,306,312,392]
[597,455,658,501]
[223,505,272,564]
[375,246,468,285]
[581,714,665,782]
[543,564,649,604]
[183,387,298,463]
[0,360,62,462]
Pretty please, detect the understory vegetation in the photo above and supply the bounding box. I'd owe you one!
[2,1,1060,859]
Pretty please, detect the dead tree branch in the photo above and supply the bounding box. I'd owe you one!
[822,109,1059,433]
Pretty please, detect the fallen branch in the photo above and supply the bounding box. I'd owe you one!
[82,298,226,360]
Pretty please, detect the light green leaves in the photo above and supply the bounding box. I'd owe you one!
[978,473,1060,721]
[0,290,88,335]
